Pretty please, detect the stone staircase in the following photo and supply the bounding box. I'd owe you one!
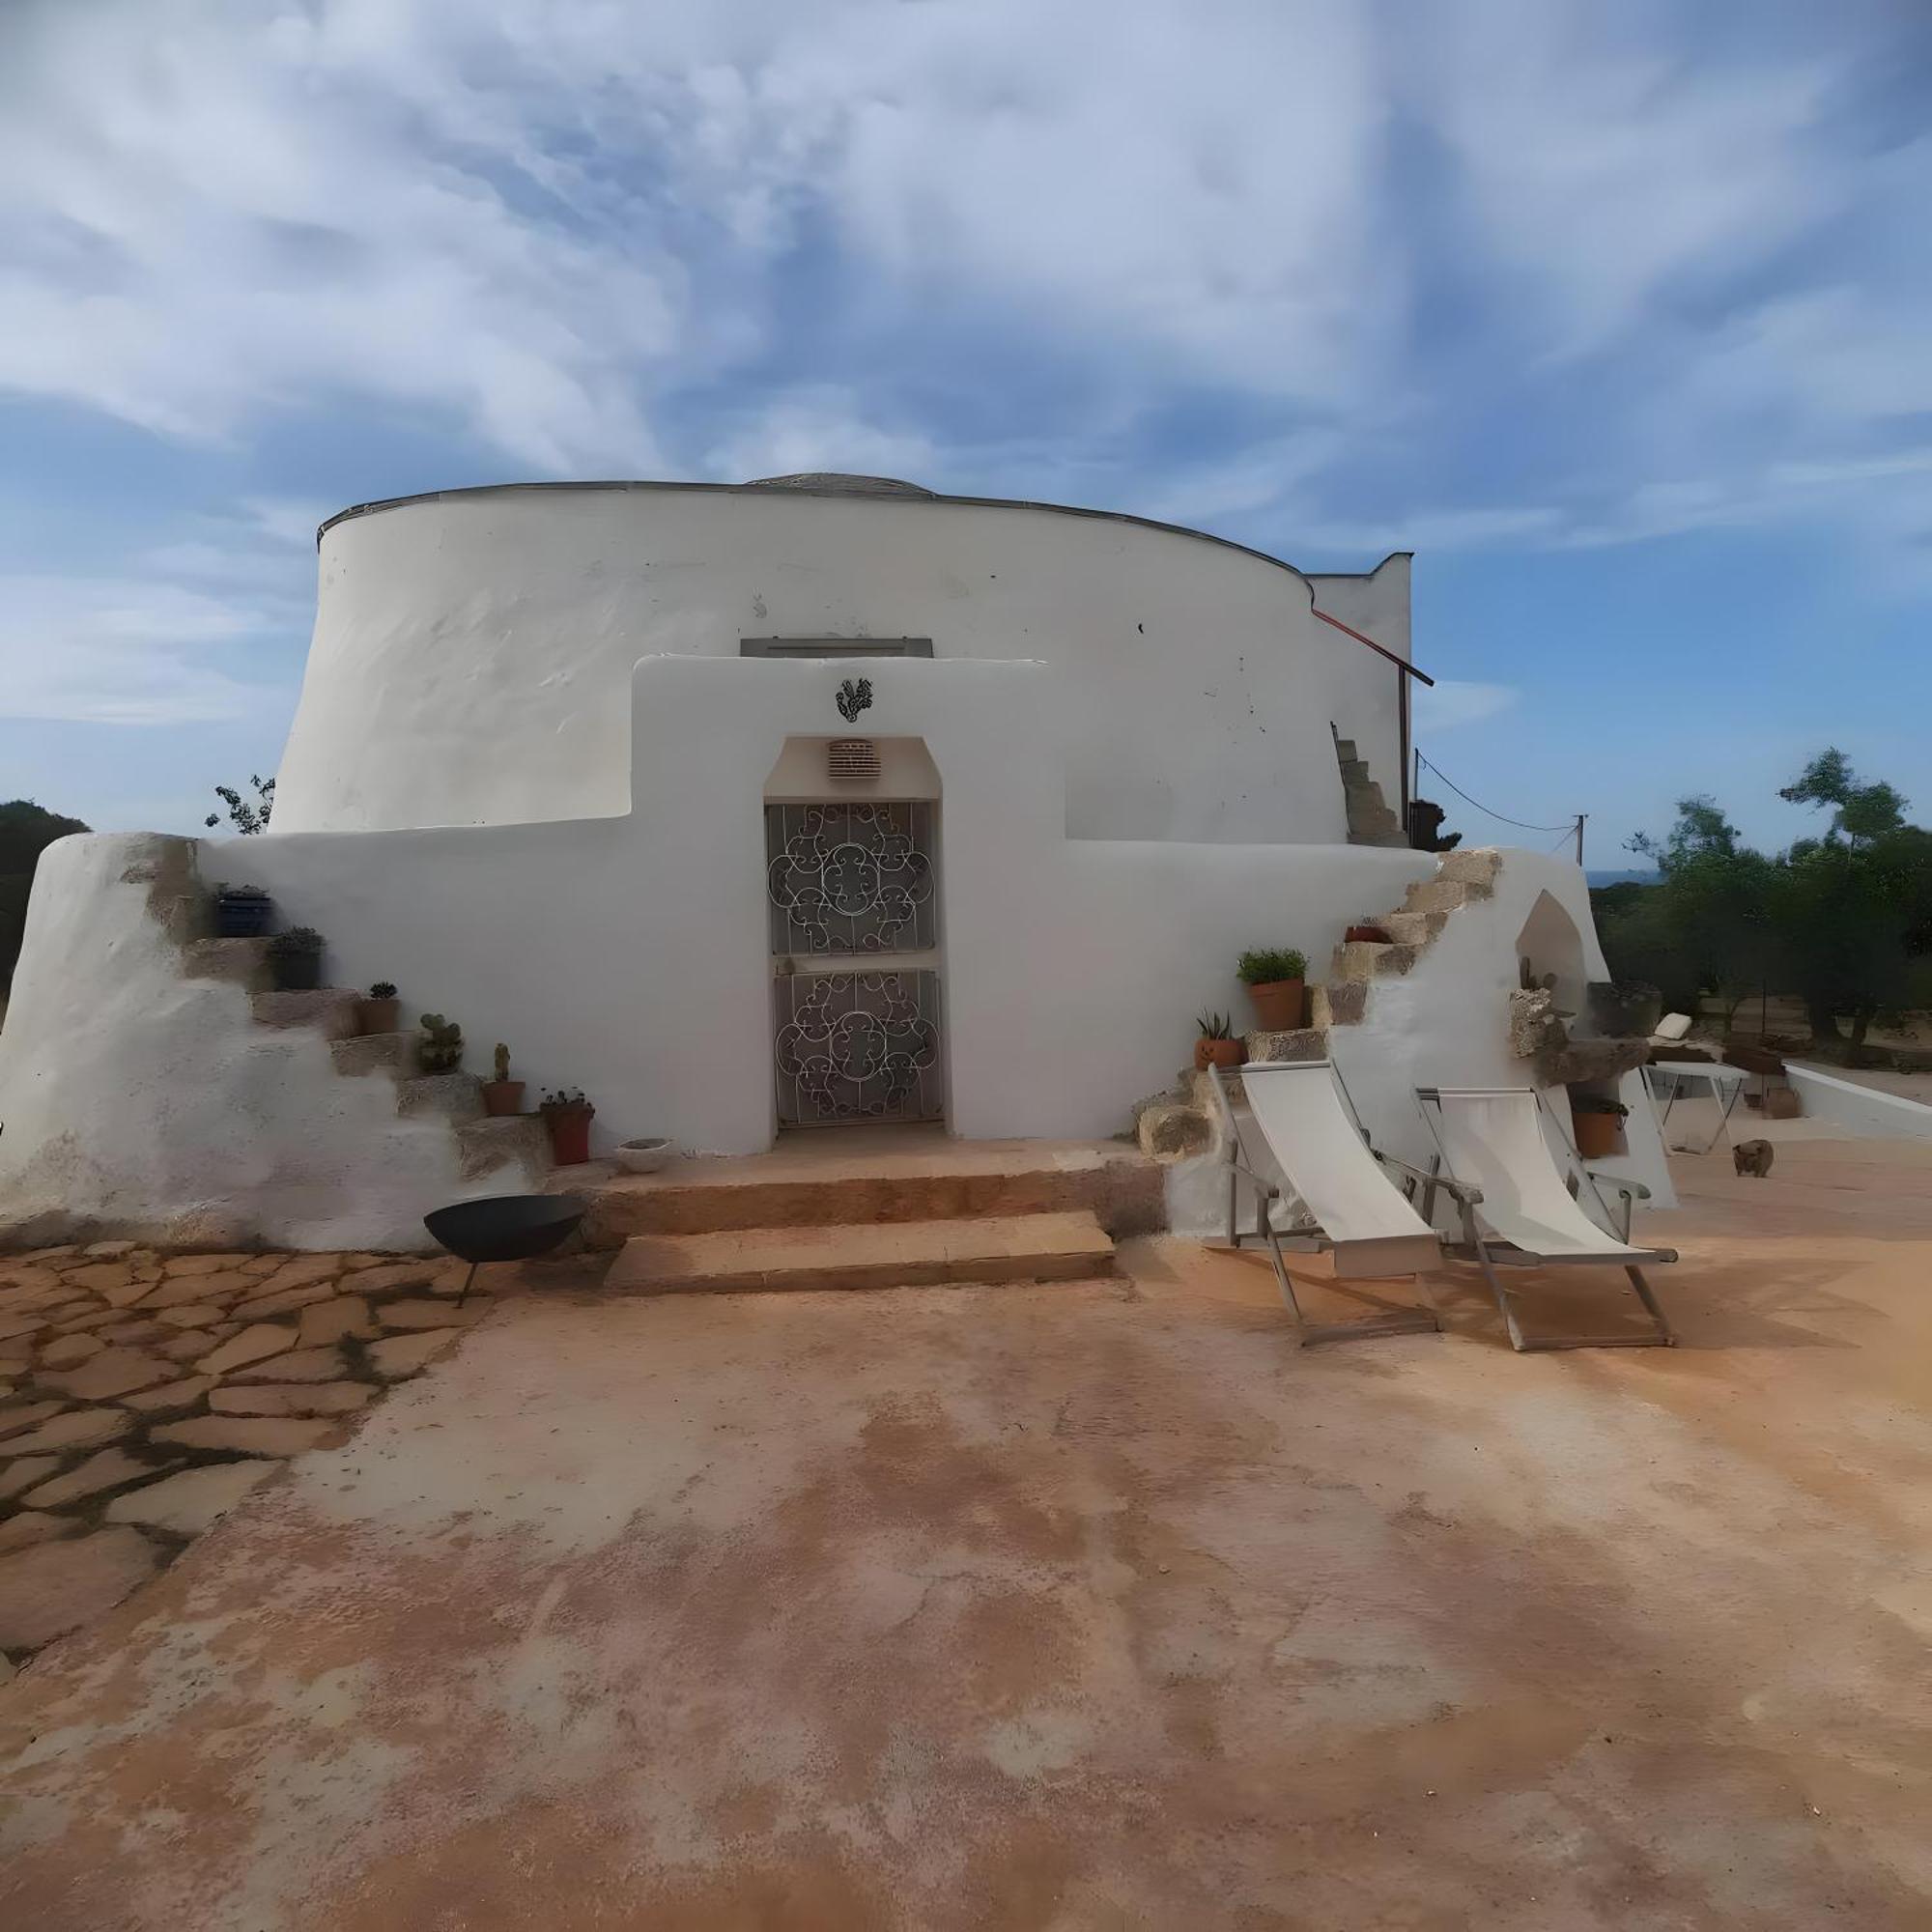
[1135,848,1504,1159]
[185,939,551,1184]
[571,1137,1162,1295]
[1332,727,1409,848]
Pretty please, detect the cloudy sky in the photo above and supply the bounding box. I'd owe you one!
[2,0,1927,857]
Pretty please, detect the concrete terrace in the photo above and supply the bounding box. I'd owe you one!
[3,1135,1931,1928]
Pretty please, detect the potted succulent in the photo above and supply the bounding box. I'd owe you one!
[482,1042,525,1117]
[417,1012,464,1072]
[1194,1011,1245,1072]
[265,925,324,991]
[213,882,271,937]
[1237,947,1307,1032]
[358,980,399,1036]
[1585,980,1662,1039]
[1569,1090,1630,1159]
[540,1088,596,1165]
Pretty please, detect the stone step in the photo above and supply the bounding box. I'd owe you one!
[1310,982,1367,1028]
[603,1210,1117,1295]
[1240,1027,1327,1064]
[249,989,363,1037]
[1332,939,1422,980]
[1333,737,1359,763]
[570,1142,1163,1243]
[182,937,272,990]
[1437,848,1503,887]
[1403,877,1483,916]
[458,1116,552,1181]
[1378,909,1448,948]
[397,1072,487,1122]
[330,1032,415,1077]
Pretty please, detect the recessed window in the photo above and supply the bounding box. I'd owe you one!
[740,637,934,658]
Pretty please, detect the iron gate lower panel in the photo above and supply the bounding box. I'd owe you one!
[774,970,944,1125]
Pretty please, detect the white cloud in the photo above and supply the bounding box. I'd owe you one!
[701,387,938,485]
[0,576,284,724]
[1413,679,1519,733]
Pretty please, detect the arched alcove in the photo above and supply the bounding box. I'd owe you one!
[1516,889,1586,1023]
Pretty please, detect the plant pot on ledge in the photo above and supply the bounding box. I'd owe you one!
[540,1090,595,1165]
[1570,1093,1629,1158]
[1238,947,1309,1033]
[266,926,324,991]
[483,1081,526,1117]
[214,885,271,937]
[357,982,399,1036]
[1194,1012,1245,1072]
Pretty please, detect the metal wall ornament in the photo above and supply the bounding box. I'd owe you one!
[836,676,873,723]
[774,970,942,1123]
[766,802,936,955]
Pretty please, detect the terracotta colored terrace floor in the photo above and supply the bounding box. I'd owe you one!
[4,1136,1931,1929]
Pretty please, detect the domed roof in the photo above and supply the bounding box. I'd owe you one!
[742,472,934,497]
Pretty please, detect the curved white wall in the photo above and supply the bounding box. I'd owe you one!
[273,485,1409,843]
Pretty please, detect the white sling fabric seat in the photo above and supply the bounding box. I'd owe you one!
[1242,1062,1442,1279]
[1429,1089,1649,1260]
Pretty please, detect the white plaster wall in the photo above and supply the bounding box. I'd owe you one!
[0,835,521,1250]
[1304,552,1411,806]
[1785,1065,1932,1141]
[274,486,1406,845]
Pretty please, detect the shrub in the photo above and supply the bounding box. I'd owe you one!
[1196,1010,1235,1039]
[1237,947,1307,985]
[266,925,323,955]
[369,980,396,999]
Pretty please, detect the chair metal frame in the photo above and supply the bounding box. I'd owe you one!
[1206,1061,1441,1347]
[1414,1085,1676,1352]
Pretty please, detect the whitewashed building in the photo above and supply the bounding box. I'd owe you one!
[0,475,1663,1249]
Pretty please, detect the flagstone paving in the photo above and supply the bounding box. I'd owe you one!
[0,1242,476,1668]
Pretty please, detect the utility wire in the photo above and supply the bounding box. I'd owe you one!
[1414,751,1577,835]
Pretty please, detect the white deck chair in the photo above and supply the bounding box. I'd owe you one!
[1416,1086,1676,1352]
[1207,1061,1442,1345]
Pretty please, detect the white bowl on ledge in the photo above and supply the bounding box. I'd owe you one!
[613,1137,676,1175]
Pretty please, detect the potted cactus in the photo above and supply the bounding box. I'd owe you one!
[213,882,271,937]
[1194,1011,1245,1072]
[1237,947,1307,1032]
[266,925,324,991]
[540,1088,596,1165]
[482,1042,525,1116]
[358,980,399,1036]
[417,1012,464,1073]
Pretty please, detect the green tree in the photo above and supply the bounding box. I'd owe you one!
[0,799,91,996]
[206,775,274,835]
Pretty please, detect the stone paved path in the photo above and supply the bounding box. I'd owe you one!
[0,1242,481,1667]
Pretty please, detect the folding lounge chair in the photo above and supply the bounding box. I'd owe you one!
[1207,1061,1442,1345]
[1416,1086,1676,1352]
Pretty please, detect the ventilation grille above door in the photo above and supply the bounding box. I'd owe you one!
[828,738,882,781]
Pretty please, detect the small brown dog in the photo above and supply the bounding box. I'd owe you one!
[1733,1138,1775,1178]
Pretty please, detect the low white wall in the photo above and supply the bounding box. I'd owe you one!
[1786,1065,1932,1141]
[0,656,1651,1247]
[0,835,510,1250]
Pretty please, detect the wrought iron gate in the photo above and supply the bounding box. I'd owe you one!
[766,803,943,1124]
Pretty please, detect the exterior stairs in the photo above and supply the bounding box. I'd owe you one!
[1332,727,1409,848]
[185,938,551,1183]
[1133,848,1504,1160]
[569,1136,1162,1295]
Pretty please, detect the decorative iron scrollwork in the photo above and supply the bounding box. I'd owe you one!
[767,802,935,954]
[774,971,941,1122]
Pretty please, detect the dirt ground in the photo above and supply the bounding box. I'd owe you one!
[4,1137,1930,1930]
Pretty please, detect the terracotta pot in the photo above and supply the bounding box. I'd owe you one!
[1346,924,1391,945]
[481,1079,526,1117]
[358,996,400,1036]
[1194,1037,1246,1071]
[1571,1108,1623,1158]
[1245,978,1305,1031]
[545,1108,594,1165]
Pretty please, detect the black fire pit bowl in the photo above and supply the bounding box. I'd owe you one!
[424,1194,586,1301]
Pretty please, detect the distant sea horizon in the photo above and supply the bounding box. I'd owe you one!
[1586,868,1661,888]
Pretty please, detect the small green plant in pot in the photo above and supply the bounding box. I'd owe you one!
[483,1041,526,1117]
[1237,947,1308,1032]
[266,925,324,991]
[418,1012,464,1073]
[358,980,399,1036]
[540,1087,596,1165]
[1194,1010,1245,1072]
[1569,1089,1631,1159]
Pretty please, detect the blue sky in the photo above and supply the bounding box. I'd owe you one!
[2,0,1928,859]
